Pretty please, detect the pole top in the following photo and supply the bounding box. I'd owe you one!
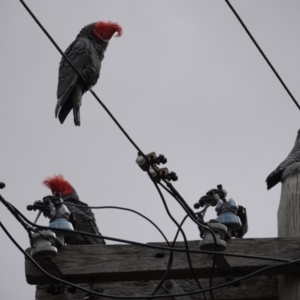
[282,162,300,181]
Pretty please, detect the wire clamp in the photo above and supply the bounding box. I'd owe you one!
[136,152,167,171]
[136,152,178,182]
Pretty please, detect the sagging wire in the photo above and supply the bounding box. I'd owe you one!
[0,194,34,247]
[65,203,174,297]
[150,176,208,300]
[158,181,208,230]
[150,214,189,297]
[157,180,216,300]
[64,204,170,245]
[1,220,299,299]
[6,201,292,262]
[225,0,300,111]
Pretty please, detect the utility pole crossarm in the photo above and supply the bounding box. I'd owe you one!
[34,276,279,300]
[25,237,300,286]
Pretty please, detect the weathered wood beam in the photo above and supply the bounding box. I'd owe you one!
[35,276,278,300]
[26,237,300,285]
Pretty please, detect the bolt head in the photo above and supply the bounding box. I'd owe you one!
[164,280,173,289]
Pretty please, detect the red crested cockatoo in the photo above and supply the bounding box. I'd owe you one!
[43,174,105,244]
[55,21,122,126]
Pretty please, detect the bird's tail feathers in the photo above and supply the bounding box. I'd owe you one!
[266,169,283,190]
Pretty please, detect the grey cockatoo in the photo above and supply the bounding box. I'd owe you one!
[266,129,300,189]
[55,21,122,126]
[43,174,105,245]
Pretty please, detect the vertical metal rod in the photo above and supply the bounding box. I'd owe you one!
[34,211,42,224]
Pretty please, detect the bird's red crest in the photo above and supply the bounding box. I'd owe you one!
[93,21,122,41]
[43,174,73,196]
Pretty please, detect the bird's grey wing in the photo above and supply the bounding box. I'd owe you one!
[65,201,105,245]
[55,38,92,117]
[266,131,300,189]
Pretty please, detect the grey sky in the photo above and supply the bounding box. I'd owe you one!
[1,0,300,299]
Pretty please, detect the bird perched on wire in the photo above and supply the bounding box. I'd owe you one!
[266,129,300,190]
[55,21,122,126]
[43,174,105,244]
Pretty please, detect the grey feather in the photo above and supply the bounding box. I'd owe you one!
[56,23,108,126]
[62,189,105,245]
[266,129,300,189]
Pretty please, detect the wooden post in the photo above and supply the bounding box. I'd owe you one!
[278,162,300,299]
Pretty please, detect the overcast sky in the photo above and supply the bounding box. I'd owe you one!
[1,0,300,299]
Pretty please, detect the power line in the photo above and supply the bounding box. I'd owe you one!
[151,177,208,299]
[6,200,290,262]
[225,0,300,111]
[65,204,170,245]
[6,199,290,262]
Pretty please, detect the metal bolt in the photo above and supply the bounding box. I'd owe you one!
[155,253,165,258]
[164,280,173,289]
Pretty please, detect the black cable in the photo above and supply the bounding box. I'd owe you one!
[64,204,170,245]
[158,180,217,299]
[150,177,208,300]
[81,205,193,298]
[225,0,300,111]
[161,179,196,218]
[71,180,217,298]
[7,202,292,262]
[158,182,207,229]
[150,214,189,297]
[0,194,34,247]
[67,203,175,298]
[1,220,299,299]
[19,0,146,156]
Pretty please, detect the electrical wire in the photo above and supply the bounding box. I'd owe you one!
[63,204,170,245]
[6,201,292,262]
[0,194,34,247]
[157,180,217,300]
[1,220,299,299]
[151,177,208,300]
[225,0,300,111]
[62,205,191,298]
[150,214,189,296]
[65,203,173,298]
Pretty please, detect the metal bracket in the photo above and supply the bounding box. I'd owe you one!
[212,254,238,284]
[35,256,67,294]
[162,280,192,300]
[35,256,65,280]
